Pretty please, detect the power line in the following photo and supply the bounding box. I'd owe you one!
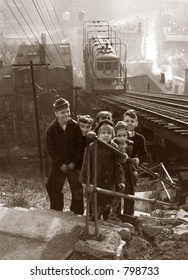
[32,0,82,87]
[49,0,84,87]
[40,0,83,87]
[8,0,72,88]
[31,0,69,68]
[5,0,81,91]
[17,0,69,85]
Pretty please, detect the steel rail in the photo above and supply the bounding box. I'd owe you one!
[100,96,188,128]
[124,94,188,110]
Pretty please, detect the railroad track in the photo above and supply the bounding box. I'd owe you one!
[127,90,188,104]
[97,92,188,151]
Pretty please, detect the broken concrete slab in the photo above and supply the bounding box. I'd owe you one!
[0,206,85,241]
[0,206,127,260]
[75,225,125,259]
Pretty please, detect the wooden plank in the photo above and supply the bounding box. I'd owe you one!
[164,126,182,130]
[174,130,188,133]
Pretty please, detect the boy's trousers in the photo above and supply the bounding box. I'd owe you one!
[46,168,84,214]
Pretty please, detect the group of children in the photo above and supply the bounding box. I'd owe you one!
[45,97,147,220]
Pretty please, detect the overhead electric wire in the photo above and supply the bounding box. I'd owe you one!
[31,0,70,69]
[4,0,84,89]
[17,0,64,81]
[0,40,9,62]
[4,0,39,53]
[49,0,85,87]
[18,0,41,41]
[39,0,82,88]
[8,0,71,88]
[33,0,83,88]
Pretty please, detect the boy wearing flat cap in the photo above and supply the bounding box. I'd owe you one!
[45,98,84,214]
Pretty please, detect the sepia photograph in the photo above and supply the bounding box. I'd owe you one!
[0,0,187,264]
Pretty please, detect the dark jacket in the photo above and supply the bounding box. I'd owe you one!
[77,135,87,170]
[80,141,124,190]
[129,132,147,163]
[112,137,133,157]
[46,118,82,168]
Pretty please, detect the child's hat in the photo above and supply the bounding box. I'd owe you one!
[53,98,70,111]
[95,118,114,134]
[115,121,129,132]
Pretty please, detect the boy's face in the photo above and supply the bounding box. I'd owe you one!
[98,126,113,143]
[79,122,92,136]
[123,115,138,131]
[116,129,128,144]
[55,107,70,124]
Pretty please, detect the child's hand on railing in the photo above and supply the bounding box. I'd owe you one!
[118,183,125,192]
[121,153,128,163]
[87,184,94,194]
[133,157,140,165]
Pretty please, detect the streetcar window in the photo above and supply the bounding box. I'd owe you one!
[105,62,112,71]
[113,62,118,70]
[97,62,103,70]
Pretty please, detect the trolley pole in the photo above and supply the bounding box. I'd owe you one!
[12,60,50,179]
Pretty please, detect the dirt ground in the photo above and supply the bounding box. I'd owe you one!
[1,211,187,260]
[0,174,188,260]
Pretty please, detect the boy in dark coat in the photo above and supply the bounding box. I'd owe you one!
[45,98,84,214]
[123,110,148,215]
[80,119,125,220]
[123,109,147,165]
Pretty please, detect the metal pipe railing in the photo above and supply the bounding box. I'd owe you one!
[85,133,175,238]
[96,187,172,207]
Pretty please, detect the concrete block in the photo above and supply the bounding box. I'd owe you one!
[0,206,85,241]
[75,226,124,259]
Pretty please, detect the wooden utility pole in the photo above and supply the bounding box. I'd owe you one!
[73,86,82,120]
[12,60,50,179]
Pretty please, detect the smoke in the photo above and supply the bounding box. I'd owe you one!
[145,23,173,81]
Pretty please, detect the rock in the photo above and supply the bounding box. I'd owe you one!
[119,228,132,241]
[173,224,188,241]
[122,222,134,231]
[154,209,165,217]
[177,209,188,222]
[142,223,164,237]
[124,235,150,259]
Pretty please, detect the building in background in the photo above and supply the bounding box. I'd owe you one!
[0,36,73,149]
[113,22,143,62]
